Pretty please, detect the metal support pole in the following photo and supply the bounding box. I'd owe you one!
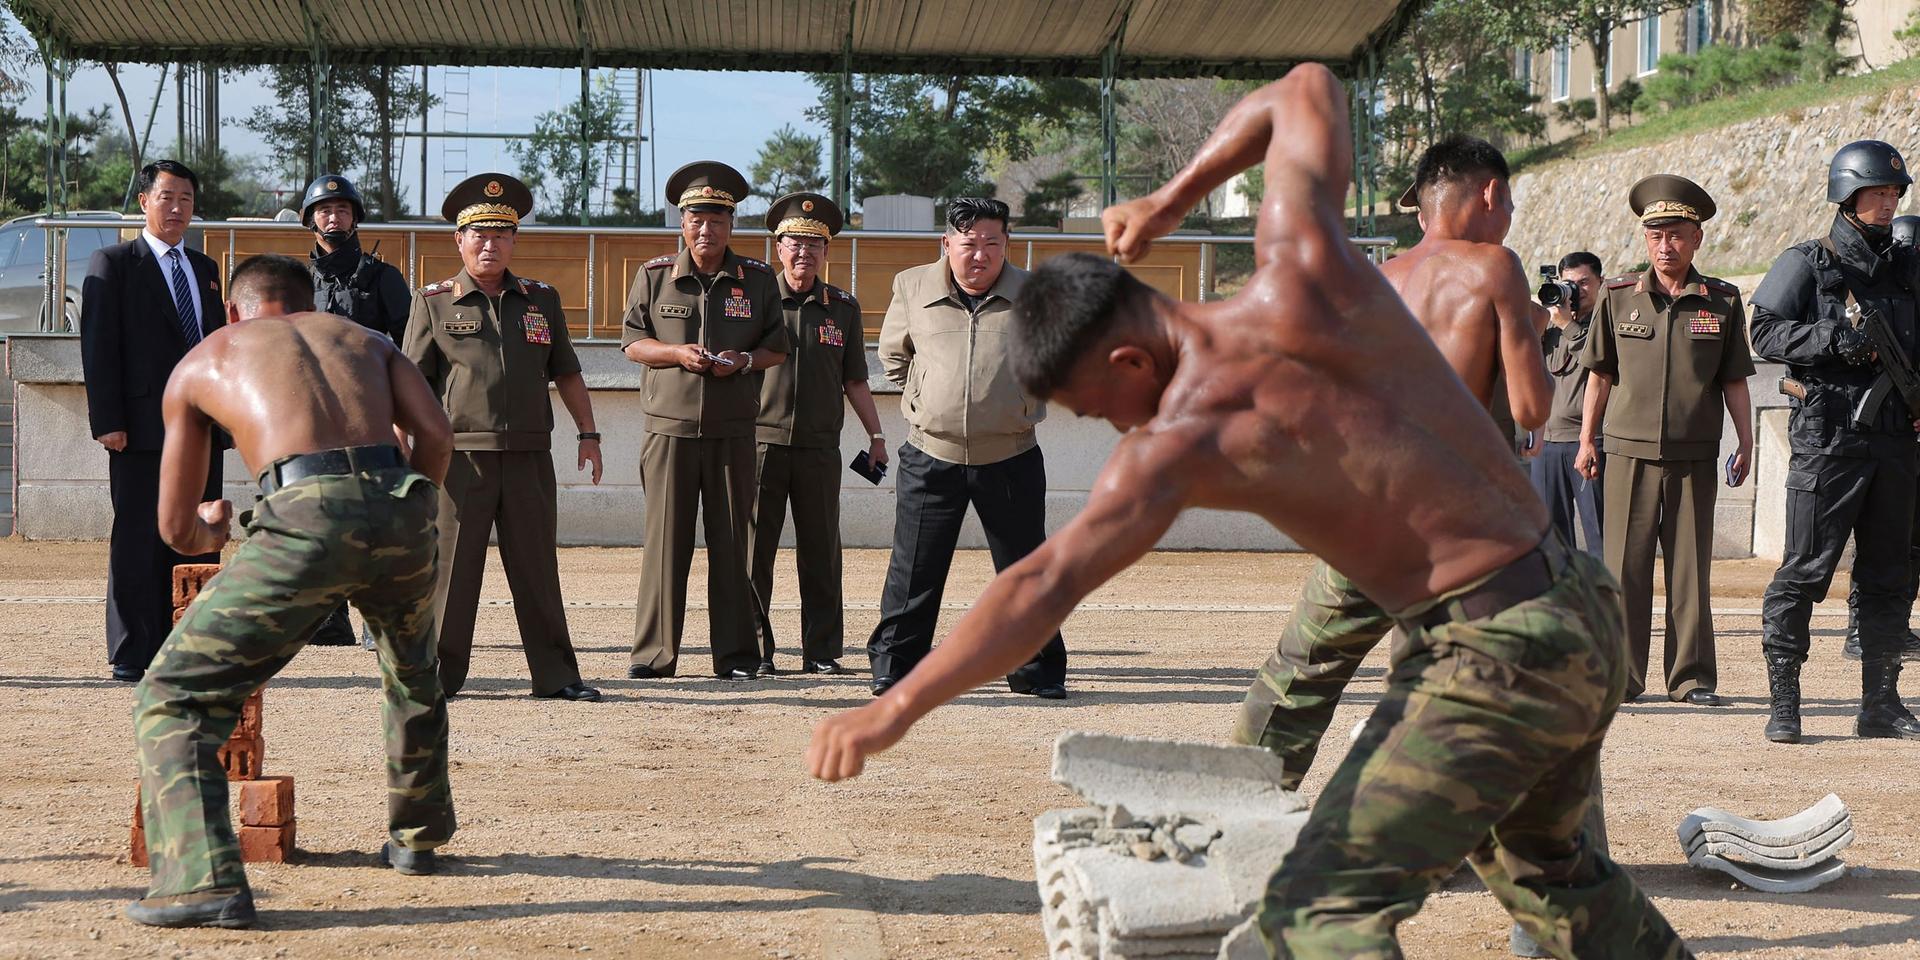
[301,0,329,178]
[576,0,595,226]
[832,3,854,213]
[419,67,430,210]
[1100,39,1118,208]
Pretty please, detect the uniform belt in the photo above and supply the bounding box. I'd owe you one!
[258,445,405,495]
[1410,533,1568,630]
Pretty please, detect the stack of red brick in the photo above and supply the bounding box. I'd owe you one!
[130,564,297,867]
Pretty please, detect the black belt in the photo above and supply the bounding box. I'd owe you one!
[1411,533,1568,630]
[258,445,405,495]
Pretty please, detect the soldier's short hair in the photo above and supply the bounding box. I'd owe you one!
[947,197,1011,235]
[1011,252,1155,397]
[1410,136,1509,211]
[230,253,317,316]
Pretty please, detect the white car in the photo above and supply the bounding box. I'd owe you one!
[0,211,128,334]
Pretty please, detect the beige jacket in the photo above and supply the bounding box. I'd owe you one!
[878,260,1045,465]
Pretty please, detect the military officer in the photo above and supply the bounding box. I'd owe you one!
[748,193,888,676]
[622,161,790,681]
[301,172,412,647]
[1576,174,1756,705]
[1753,140,1920,743]
[402,172,603,703]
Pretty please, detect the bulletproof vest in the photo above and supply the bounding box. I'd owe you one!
[312,245,391,335]
[1806,234,1920,433]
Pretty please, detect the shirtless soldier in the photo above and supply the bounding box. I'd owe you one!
[805,65,1687,958]
[1233,134,1552,789]
[126,254,456,929]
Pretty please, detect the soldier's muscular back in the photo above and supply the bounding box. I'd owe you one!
[172,313,402,473]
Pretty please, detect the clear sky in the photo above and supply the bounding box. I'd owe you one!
[7,6,827,218]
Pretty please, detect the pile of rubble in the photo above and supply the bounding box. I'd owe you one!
[1032,732,1310,960]
[1677,793,1852,893]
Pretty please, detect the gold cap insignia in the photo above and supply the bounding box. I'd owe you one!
[456,203,521,229]
[325,180,338,191]
[801,199,815,212]
[775,217,833,239]
[1640,200,1701,224]
[484,180,504,198]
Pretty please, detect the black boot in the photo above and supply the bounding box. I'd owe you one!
[309,605,356,646]
[125,886,256,928]
[1764,654,1802,744]
[1901,630,1920,663]
[1857,658,1920,739]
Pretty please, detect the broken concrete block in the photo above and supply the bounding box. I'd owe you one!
[238,820,296,863]
[1683,822,1853,869]
[237,776,296,827]
[1675,794,1849,851]
[1686,849,1846,894]
[1216,917,1265,960]
[1035,733,1311,960]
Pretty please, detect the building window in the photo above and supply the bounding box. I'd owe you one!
[1553,40,1571,101]
[1689,1,1714,52]
[1593,36,1613,90]
[1516,47,1533,94]
[1639,10,1662,75]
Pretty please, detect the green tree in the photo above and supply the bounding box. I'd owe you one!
[1499,1,1695,137]
[240,64,433,217]
[1017,171,1082,226]
[507,74,628,223]
[750,123,825,200]
[808,74,1097,203]
[1375,0,1542,187]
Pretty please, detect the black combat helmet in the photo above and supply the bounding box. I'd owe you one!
[300,173,366,227]
[1827,140,1912,205]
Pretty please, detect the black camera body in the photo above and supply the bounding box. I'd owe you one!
[1537,264,1580,313]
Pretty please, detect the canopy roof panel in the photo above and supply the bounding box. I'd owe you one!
[12,0,1424,77]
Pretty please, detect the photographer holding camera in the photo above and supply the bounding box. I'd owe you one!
[1532,252,1605,555]
[1753,140,1920,745]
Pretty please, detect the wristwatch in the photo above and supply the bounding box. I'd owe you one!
[578,432,602,441]
[740,352,755,373]
[871,433,886,442]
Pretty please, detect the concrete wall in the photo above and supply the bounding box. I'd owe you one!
[5,334,1292,551]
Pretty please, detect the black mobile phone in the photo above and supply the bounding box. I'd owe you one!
[850,450,887,485]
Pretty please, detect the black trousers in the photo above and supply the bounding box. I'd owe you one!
[1762,449,1917,663]
[106,448,222,670]
[1530,440,1603,557]
[867,443,1068,689]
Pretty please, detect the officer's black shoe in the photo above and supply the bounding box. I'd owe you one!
[1680,689,1724,707]
[535,682,602,702]
[870,677,898,697]
[110,664,144,683]
[759,658,778,676]
[1021,683,1068,700]
[803,658,843,675]
[380,841,438,876]
[309,607,357,646]
[125,886,256,928]
[717,667,757,682]
[1764,654,1803,744]
[1843,626,1864,661]
[627,664,672,680]
[1857,658,1920,739]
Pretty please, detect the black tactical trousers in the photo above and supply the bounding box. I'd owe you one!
[1762,448,1918,663]
[867,443,1068,689]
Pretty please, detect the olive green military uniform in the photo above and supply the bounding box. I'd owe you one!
[1582,267,1754,700]
[404,268,588,697]
[750,273,868,662]
[136,461,452,899]
[624,248,790,675]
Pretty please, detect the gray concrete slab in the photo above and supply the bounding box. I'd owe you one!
[1686,850,1849,894]
[1050,732,1305,823]
[1675,794,1850,850]
[1683,821,1854,869]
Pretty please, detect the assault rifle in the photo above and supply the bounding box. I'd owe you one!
[1848,296,1920,429]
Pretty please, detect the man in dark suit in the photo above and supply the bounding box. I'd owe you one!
[80,160,227,682]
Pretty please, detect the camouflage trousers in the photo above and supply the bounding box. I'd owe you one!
[1255,541,1689,959]
[132,467,455,897]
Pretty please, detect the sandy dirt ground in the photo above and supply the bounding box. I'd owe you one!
[0,542,1914,959]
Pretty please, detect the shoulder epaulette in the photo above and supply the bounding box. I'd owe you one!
[739,256,772,273]
[516,277,553,294]
[827,283,858,306]
[1605,274,1639,289]
[644,254,675,269]
[421,279,454,296]
[1702,276,1740,296]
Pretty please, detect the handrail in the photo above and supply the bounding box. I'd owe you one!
[24,217,1397,337]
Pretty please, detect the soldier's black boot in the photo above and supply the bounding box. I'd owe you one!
[1764,655,1802,744]
[309,605,356,646]
[1856,658,1920,739]
[125,886,256,928]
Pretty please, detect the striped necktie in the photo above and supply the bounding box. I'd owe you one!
[165,248,201,346]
